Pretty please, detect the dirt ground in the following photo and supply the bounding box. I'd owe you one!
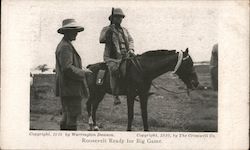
[30,65,217,132]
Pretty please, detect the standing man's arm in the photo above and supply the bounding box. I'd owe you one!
[59,45,89,81]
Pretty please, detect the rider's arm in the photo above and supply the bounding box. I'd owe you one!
[104,28,122,62]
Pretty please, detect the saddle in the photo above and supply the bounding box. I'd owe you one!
[96,59,128,85]
[94,59,130,96]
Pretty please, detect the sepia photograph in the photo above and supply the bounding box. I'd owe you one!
[1,0,248,149]
[29,4,218,132]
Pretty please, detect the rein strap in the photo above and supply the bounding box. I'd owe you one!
[130,57,144,73]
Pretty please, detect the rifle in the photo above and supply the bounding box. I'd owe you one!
[110,7,114,25]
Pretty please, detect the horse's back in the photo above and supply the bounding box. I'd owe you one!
[87,62,107,73]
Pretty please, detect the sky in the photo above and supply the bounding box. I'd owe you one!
[8,1,219,69]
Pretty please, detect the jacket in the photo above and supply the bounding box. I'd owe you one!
[55,37,89,98]
[104,24,134,63]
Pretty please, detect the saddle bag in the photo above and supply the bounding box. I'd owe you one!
[96,70,106,85]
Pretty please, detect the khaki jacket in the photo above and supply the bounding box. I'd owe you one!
[104,24,134,64]
[55,38,89,98]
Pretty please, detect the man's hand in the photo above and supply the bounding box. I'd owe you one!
[84,68,93,76]
[128,49,135,57]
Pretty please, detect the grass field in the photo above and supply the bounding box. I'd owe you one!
[30,65,217,132]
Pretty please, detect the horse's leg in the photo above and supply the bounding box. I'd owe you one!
[126,90,136,131]
[92,92,105,131]
[139,94,149,131]
[138,84,151,131]
[86,98,93,131]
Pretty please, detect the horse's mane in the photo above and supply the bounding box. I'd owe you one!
[140,50,176,57]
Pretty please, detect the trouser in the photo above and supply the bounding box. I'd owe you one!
[60,96,82,130]
[107,57,128,95]
[109,67,120,95]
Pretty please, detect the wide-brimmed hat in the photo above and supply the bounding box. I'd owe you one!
[108,8,125,20]
[57,19,84,34]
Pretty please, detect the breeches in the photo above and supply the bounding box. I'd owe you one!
[60,96,82,127]
[108,67,120,95]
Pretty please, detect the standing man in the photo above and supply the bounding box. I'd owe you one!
[103,8,135,105]
[55,19,92,130]
[210,43,218,91]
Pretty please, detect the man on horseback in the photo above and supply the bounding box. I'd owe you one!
[103,8,135,105]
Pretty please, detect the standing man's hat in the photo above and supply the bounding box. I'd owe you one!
[57,19,84,34]
[108,8,125,20]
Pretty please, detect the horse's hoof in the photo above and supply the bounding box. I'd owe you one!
[88,123,93,131]
[88,128,92,131]
[144,129,149,132]
[127,129,132,131]
[94,126,100,131]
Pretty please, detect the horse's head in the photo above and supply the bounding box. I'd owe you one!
[175,48,199,90]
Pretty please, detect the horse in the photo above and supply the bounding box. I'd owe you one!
[85,48,199,131]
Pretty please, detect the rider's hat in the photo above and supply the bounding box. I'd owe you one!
[109,8,125,20]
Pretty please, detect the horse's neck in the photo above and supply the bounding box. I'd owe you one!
[140,53,178,80]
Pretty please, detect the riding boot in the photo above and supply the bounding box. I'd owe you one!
[113,95,121,105]
[134,96,140,102]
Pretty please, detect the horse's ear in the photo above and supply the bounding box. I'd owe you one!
[185,48,189,53]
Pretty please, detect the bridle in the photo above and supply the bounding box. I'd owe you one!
[172,51,190,74]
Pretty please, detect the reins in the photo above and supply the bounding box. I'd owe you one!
[130,57,144,73]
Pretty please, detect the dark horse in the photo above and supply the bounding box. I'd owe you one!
[85,48,199,131]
